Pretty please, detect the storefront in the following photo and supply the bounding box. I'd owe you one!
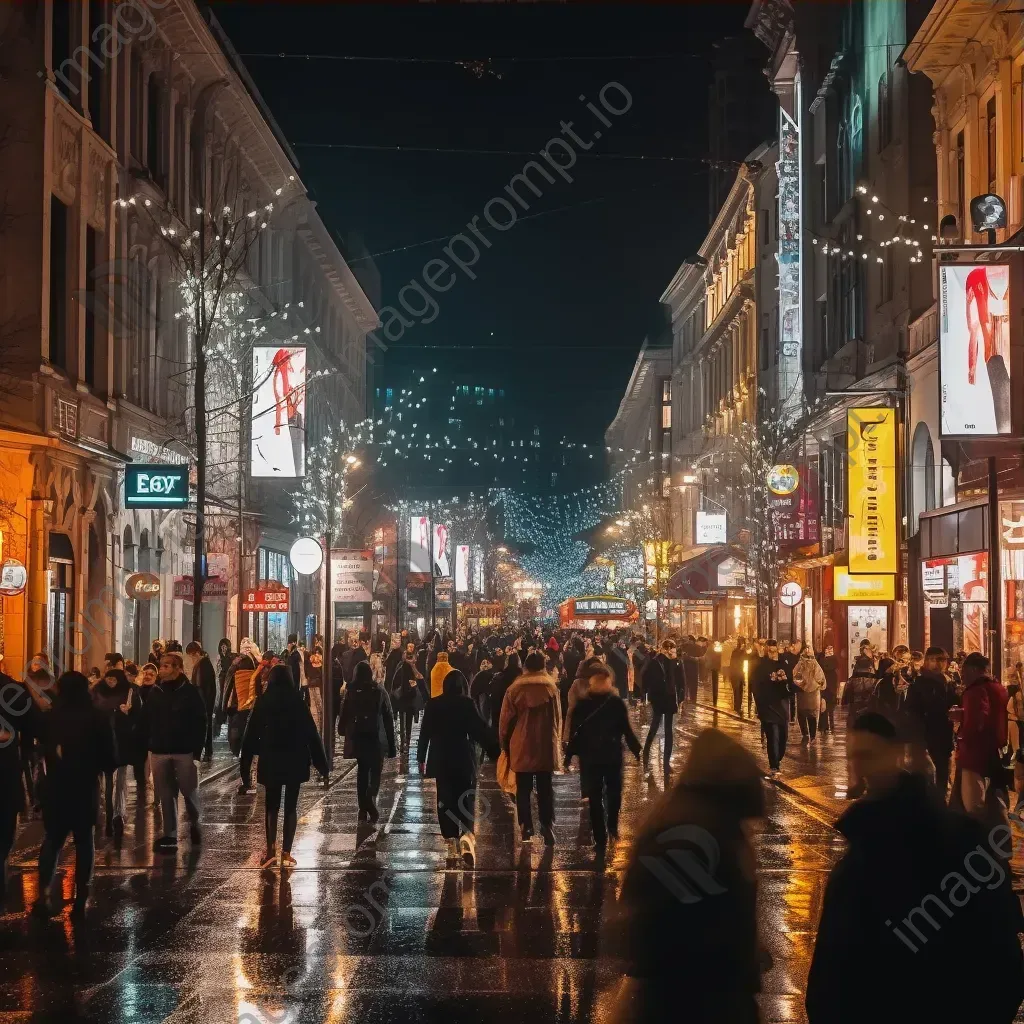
[664,547,755,638]
[558,596,638,630]
[832,565,896,672]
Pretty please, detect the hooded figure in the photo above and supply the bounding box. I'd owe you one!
[616,729,766,1023]
[792,648,826,741]
[418,670,499,865]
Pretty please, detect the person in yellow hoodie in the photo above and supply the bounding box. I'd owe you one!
[430,651,450,698]
[223,638,260,793]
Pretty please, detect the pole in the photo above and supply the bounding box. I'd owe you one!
[322,525,334,764]
[429,503,436,636]
[989,455,1002,679]
[452,541,458,635]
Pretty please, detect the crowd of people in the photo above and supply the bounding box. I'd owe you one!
[3,621,1024,1022]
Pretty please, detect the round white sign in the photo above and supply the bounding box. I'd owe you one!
[779,581,803,607]
[289,537,324,575]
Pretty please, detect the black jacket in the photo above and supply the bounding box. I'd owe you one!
[607,647,631,700]
[469,669,495,718]
[806,773,1024,1024]
[903,670,956,757]
[751,658,792,725]
[390,660,427,712]
[417,691,498,788]
[339,676,396,760]
[641,654,681,715]
[0,674,41,810]
[564,689,640,766]
[285,646,303,688]
[488,664,520,727]
[241,677,328,786]
[817,654,839,700]
[91,676,144,767]
[341,645,368,683]
[142,675,208,758]
[191,653,217,712]
[39,692,117,819]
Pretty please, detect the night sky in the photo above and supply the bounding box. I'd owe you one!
[212,1,748,459]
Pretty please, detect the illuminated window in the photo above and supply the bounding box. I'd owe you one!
[662,403,672,429]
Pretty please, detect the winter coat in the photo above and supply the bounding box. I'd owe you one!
[562,674,591,741]
[617,728,765,1024]
[488,663,519,728]
[564,679,640,767]
[792,653,825,713]
[843,668,877,716]
[0,674,41,812]
[469,669,495,720]
[339,676,396,761]
[751,658,792,725]
[342,645,368,683]
[191,653,217,714]
[871,671,903,716]
[225,655,259,713]
[285,646,303,689]
[417,690,499,791]
[817,654,839,702]
[38,689,117,820]
[141,675,208,758]
[390,660,427,712]
[430,655,451,698]
[241,675,328,786]
[806,773,1024,1024]
[607,647,631,700]
[958,674,1009,774]
[903,670,956,758]
[499,671,563,773]
[91,676,144,767]
[642,654,681,715]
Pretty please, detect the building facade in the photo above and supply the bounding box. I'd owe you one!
[0,1,375,677]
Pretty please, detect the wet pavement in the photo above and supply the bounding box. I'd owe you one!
[0,704,1007,1023]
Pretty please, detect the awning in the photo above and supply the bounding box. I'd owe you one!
[665,544,746,600]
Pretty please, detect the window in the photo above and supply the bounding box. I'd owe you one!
[88,0,109,138]
[48,196,69,372]
[878,71,892,151]
[145,75,163,185]
[987,95,998,193]
[130,49,144,162]
[51,0,74,105]
[85,227,99,387]
[836,123,852,204]
[662,379,671,403]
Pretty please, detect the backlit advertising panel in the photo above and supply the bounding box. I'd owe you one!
[251,346,306,477]
[847,407,897,575]
[410,516,431,573]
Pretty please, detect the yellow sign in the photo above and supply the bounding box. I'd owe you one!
[847,407,898,574]
[833,566,895,602]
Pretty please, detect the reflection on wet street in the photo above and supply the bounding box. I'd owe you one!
[0,706,857,1023]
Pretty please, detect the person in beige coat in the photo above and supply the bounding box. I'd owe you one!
[792,646,825,742]
[499,651,562,844]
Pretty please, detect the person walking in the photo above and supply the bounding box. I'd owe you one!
[616,729,766,1023]
[33,672,116,916]
[0,670,40,899]
[806,712,1024,1024]
[903,646,957,797]
[390,647,426,751]
[429,650,450,698]
[223,639,260,791]
[564,659,641,853]
[143,652,208,852]
[607,638,631,702]
[752,640,792,777]
[488,652,520,730]
[499,651,561,845]
[817,645,839,734]
[843,654,877,724]
[303,640,324,733]
[953,651,1009,821]
[241,665,328,869]
[641,640,682,781]
[186,642,217,762]
[91,668,142,841]
[792,646,825,743]
[680,637,700,704]
[417,669,499,866]
[340,661,396,823]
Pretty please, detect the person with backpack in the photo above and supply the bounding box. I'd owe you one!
[241,665,329,869]
[417,669,499,866]
[340,661,397,823]
[564,659,641,853]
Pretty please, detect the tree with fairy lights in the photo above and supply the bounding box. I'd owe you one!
[117,150,304,640]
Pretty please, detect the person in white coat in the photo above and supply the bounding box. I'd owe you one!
[792,647,826,743]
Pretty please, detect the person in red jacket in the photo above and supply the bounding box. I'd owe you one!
[954,651,1009,819]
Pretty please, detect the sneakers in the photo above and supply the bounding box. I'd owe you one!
[460,832,476,868]
[153,836,178,853]
[281,853,297,870]
[259,849,278,870]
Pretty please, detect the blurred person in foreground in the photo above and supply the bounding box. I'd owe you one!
[806,711,1024,1024]
[613,728,766,1023]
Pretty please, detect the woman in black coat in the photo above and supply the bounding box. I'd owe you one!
[341,661,397,823]
[91,668,142,839]
[241,665,328,870]
[390,651,427,750]
[487,653,521,729]
[417,670,498,866]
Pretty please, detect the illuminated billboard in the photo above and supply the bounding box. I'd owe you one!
[847,407,897,575]
[410,516,431,573]
[251,346,306,477]
[456,545,470,592]
[940,264,1011,437]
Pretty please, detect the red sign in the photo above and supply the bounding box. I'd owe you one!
[242,586,290,612]
[173,575,229,601]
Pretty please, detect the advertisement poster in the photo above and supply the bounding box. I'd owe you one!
[847,407,897,574]
[771,463,820,546]
[331,549,373,603]
[456,544,470,592]
[695,512,727,546]
[410,516,431,573]
[251,346,306,477]
[433,523,450,578]
[472,545,485,594]
[940,264,1011,436]
[242,586,289,612]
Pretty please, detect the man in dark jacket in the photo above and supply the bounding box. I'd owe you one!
[34,672,116,916]
[339,661,396,823]
[904,646,957,797]
[806,712,1024,1024]
[186,641,218,762]
[607,639,631,701]
[752,640,792,775]
[641,640,682,781]
[285,633,303,688]
[680,637,700,703]
[144,653,207,852]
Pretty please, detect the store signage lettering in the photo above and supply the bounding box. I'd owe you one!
[574,598,629,615]
[847,408,897,574]
[125,464,189,508]
[833,566,896,602]
[242,587,290,612]
[124,572,160,601]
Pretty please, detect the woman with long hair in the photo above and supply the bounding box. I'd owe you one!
[241,665,328,869]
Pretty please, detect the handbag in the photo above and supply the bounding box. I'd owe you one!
[496,750,516,795]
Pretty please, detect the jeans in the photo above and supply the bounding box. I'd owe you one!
[38,810,94,901]
[797,709,817,741]
[763,722,787,771]
[515,771,554,832]
[265,781,301,852]
[356,755,383,818]
[437,778,475,839]
[151,753,200,839]
[642,710,674,776]
[103,765,129,824]
[583,761,622,844]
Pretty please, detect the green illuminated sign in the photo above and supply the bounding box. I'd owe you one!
[125,464,189,508]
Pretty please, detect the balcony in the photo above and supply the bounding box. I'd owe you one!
[909,303,937,357]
